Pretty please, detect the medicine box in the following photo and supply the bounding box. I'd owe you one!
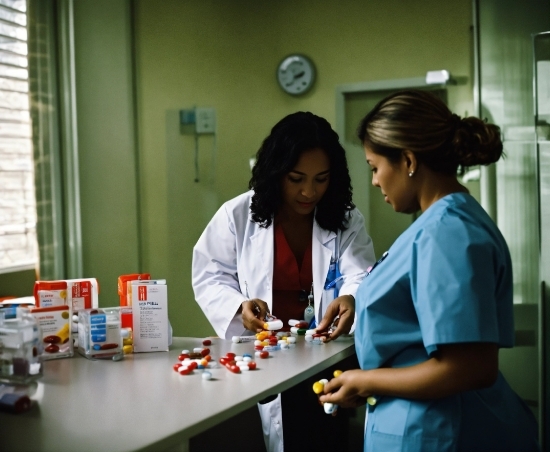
[66,278,99,313]
[0,308,43,384]
[77,308,123,360]
[33,281,68,308]
[34,278,99,313]
[30,305,73,361]
[131,280,169,353]
[118,273,150,306]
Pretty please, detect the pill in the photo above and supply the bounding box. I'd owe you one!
[55,323,71,343]
[178,353,189,361]
[101,343,118,350]
[181,349,190,354]
[263,319,283,331]
[366,396,378,406]
[333,370,343,378]
[202,371,212,380]
[123,345,133,354]
[226,364,240,373]
[312,381,324,394]
[259,351,269,359]
[193,347,203,353]
[173,363,182,372]
[179,366,192,375]
[290,327,307,335]
[200,348,210,357]
[248,361,257,370]
[202,339,212,346]
[324,403,337,414]
[123,338,133,346]
[45,344,59,353]
[225,352,236,359]
[287,336,296,344]
[43,335,61,344]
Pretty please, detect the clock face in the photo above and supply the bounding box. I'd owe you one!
[277,54,316,95]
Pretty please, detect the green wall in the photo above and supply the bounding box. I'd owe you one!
[71,0,474,337]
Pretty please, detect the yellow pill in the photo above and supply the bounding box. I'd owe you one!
[122,345,133,354]
[366,396,378,406]
[123,338,133,346]
[55,323,71,343]
[333,370,343,378]
[312,381,325,394]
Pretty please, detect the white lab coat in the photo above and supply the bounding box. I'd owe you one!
[192,190,375,452]
[192,190,375,340]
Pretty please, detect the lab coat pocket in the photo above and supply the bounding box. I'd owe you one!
[257,393,284,452]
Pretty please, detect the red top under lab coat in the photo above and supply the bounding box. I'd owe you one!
[272,220,313,329]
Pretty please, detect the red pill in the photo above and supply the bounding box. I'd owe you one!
[178,354,189,362]
[200,348,210,357]
[101,343,118,350]
[225,352,236,359]
[188,361,198,370]
[45,344,59,353]
[179,366,192,375]
[173,363,182,372]
[43,335,61,344]
[248,361,257,370]
[226,364,240,373]
[219,357,228,365]
[254,345,264,351]
[202,339,212,346]
[259,351,269,359]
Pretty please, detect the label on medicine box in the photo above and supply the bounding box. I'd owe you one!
[66,278,99,313]
[131,281,169,353]
[33,281,68,308]
[30,305,73,360]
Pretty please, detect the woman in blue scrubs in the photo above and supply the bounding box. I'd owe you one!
[319,90,540,451]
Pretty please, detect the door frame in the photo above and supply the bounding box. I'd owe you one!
[334,76,447,231]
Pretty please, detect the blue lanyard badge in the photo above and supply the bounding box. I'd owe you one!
[324,260,343,294]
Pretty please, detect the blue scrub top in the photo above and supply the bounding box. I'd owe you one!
[355,193,539,452]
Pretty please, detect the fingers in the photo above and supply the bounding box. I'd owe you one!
[241,299,269,332]
[316,302,339,333]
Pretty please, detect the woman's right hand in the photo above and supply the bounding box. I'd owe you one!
[241,298,269,332]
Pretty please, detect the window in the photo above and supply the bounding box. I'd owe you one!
[0,0,37,273]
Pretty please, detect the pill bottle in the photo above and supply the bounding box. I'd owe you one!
[77,307,123,360]
[0,308,43,384]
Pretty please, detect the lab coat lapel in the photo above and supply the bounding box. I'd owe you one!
[312,222,336,320]
[249,224,274,309]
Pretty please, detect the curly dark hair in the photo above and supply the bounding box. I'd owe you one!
[248,111,354,232]
[357,90,503,175]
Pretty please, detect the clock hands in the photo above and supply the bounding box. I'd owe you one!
[285,70,306,86]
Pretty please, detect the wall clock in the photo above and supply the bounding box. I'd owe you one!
[276,54,316,95]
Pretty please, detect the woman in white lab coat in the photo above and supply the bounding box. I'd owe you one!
[192,111,375,452]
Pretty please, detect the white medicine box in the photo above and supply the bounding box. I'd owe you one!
[131,280,169,353]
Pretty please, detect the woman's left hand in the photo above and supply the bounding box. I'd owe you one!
[315,294,355,341]
[319,369,369,408]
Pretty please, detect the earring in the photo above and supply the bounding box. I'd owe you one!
[408,171,414,177]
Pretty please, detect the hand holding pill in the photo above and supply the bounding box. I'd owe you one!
[318,369,373,409]
[314,295,355,341]
[241,298,269,332]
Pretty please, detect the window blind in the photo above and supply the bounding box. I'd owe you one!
[0,0,37,273]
